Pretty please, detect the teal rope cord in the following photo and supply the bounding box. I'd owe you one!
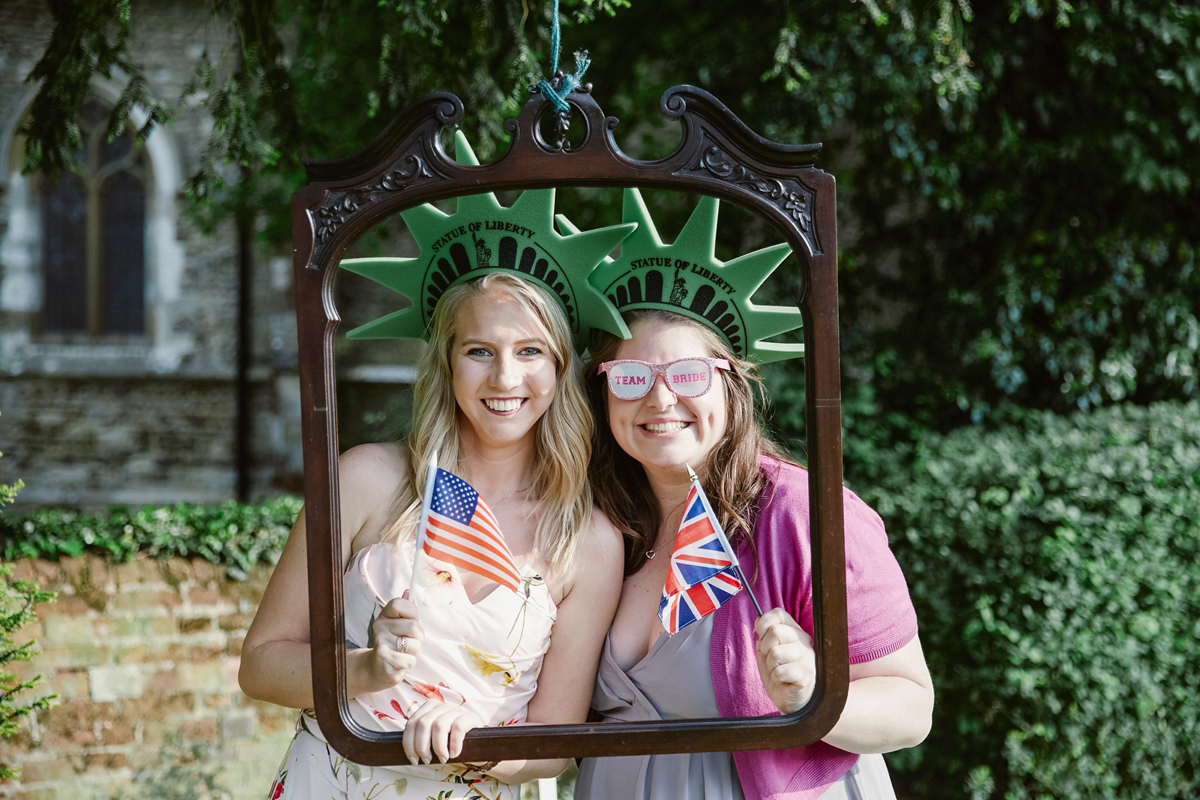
[537,0,590,112]
[549,0,562,74]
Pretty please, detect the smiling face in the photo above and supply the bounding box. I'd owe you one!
[451,287,558,454]
[605,316,730,483]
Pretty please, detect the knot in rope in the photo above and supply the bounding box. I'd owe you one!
[536,0,591,112]
[538,50,590,113]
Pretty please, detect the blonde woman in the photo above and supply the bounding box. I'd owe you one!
[241,271,624,800]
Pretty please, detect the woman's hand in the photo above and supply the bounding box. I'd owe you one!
[366,591,424,692]
[402,699,484,765]
[754,607,817,714]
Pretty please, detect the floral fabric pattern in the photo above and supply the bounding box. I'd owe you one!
[266,540,557,800]
[268,713,511,800]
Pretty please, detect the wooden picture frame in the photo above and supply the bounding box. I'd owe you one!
[290,84,846,764]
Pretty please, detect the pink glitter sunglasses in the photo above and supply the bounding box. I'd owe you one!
[597,357,731,400]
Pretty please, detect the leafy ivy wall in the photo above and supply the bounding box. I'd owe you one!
[0,499,302,798]
[1,555,293,800]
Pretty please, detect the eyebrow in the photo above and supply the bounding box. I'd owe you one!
[458,337,549,348]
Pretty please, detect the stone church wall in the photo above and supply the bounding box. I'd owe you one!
[1,2,314,507]
[0,0,422,511]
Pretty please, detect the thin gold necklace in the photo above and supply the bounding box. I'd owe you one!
[488,484,530,506]
[645,498,687,559]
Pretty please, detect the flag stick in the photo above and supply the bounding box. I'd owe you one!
[409,449,439,598]
[732,565,764,618]
[686,463,764,618]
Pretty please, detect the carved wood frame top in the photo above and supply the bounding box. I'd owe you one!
[291,84,845,764]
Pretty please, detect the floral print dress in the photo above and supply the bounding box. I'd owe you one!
[268,539,558,800]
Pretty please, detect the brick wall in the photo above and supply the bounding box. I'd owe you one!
[2,556,295,800]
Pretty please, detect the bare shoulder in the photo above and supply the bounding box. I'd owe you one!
[561,506,624,598]
[337,443,409,542]
[338,442,407,490]
[585,505,625,562]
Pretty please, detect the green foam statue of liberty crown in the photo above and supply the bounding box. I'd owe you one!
[340,132,637,350]
[569,188,804,363]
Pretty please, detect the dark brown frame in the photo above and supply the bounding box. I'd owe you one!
[290,84,846,765]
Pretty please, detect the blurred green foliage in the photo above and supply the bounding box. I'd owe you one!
[0,497,302,581]
[580,0,1199,420]
[843,0,1199,419]
[21,1,1197,418]
[1,440,57,782]
[20,0,631,241]
[863,400,1200,799]
[0,563,57,781]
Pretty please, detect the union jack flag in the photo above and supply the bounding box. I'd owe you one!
[422,467,521,592]
[658,480,744,635]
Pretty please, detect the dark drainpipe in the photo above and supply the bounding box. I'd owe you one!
[235,199,253,503]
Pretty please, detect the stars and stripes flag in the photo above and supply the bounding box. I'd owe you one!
[410,451,522,595]
[658,465,763,635]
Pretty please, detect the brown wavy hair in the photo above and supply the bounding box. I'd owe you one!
[585,309,794,576]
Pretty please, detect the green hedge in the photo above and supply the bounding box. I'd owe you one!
[0,496,301,580]
[866,401,1200,799]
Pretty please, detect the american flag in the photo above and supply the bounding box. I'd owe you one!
[422,467,522,593]
[658,480,744,635]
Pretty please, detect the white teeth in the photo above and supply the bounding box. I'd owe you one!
[643,421,686,433]
[484,398,523,412]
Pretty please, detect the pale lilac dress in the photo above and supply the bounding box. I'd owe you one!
[574,615,897,800]
[267,539,557,800]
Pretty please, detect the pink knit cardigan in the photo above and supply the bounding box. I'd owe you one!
[710,457,919,800]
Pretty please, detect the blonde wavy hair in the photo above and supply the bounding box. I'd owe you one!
[379,271,594,568]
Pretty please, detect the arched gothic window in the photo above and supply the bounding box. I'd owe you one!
[40,97,148,336]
